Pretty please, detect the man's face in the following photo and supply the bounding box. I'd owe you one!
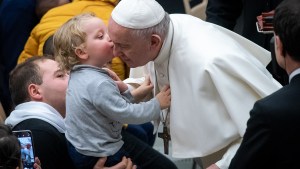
[108,18,154,68]
[37,59,69,117]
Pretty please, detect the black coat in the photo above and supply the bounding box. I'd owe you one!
[229,74,300,169]
[206,0,288,85]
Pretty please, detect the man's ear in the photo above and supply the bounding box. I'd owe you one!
[75,46,88,60]
[150,34,162,50]
[28,84,42,101]
[275,35,284,57]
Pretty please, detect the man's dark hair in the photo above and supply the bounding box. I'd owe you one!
[273,0,300,61]
[0,124,21,169]
[9,56,50,106]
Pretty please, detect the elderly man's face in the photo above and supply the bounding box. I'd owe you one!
[108,18,154,68]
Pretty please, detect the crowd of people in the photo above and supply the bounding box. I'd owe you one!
[1,0,300,169]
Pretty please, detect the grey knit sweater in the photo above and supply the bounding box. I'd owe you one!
[65,65,160,157]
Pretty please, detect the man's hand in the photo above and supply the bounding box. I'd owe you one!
[93,157,137,169]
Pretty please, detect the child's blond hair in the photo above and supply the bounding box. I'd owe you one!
[53,12,96,71]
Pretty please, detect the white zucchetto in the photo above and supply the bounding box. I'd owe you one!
[111,0,165,29]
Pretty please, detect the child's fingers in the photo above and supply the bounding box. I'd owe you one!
[161,85,170,92]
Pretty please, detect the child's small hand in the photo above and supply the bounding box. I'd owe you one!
[115,81,128,93]
[103,68,128,93]
[131,75,154,102]
[103,68,121,81]
[156,85,171,109]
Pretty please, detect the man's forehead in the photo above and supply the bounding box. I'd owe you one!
[36,59,60,75]
[109,20,129,36]
[111,29,133,45]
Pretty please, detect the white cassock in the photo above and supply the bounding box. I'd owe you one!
[125,14,282,168]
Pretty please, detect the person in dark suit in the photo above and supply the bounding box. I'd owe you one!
[206,0,282,50]
[205,0,288,86]
[229,0,300,168]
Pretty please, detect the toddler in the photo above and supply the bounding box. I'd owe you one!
[53,13,171,169]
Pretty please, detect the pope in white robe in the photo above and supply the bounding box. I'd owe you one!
[108,0,282,168]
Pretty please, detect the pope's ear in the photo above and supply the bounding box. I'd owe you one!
[28,84,42,101]
[150,34,162,50]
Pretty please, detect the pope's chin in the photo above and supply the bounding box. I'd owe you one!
[123,60,137,68]
[117,56,134,67]
[124,60,144,68]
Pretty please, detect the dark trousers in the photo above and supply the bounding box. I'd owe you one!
[68,130,177,169]
[125,122,156,146]
[68,141,131,169]
[121,130,177,169]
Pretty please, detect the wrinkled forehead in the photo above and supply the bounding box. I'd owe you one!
[108,19,134,43]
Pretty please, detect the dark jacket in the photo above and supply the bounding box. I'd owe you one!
[229,74,300,169]
[206,0,282,50]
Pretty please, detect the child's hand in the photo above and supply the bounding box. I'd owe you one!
[115,81,128,93]
[156,85,171,109]
[103,68,121,81]
[103,68,128,93]
[131,75,154,102]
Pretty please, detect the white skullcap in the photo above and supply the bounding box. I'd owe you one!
[111,0,165,29]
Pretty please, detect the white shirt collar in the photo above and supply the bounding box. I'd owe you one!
[154,21,174,65]
[289,67,300,83]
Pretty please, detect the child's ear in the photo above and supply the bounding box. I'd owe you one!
[75,46,88,60]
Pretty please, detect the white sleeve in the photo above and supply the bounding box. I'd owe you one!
[215,138,242,169]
